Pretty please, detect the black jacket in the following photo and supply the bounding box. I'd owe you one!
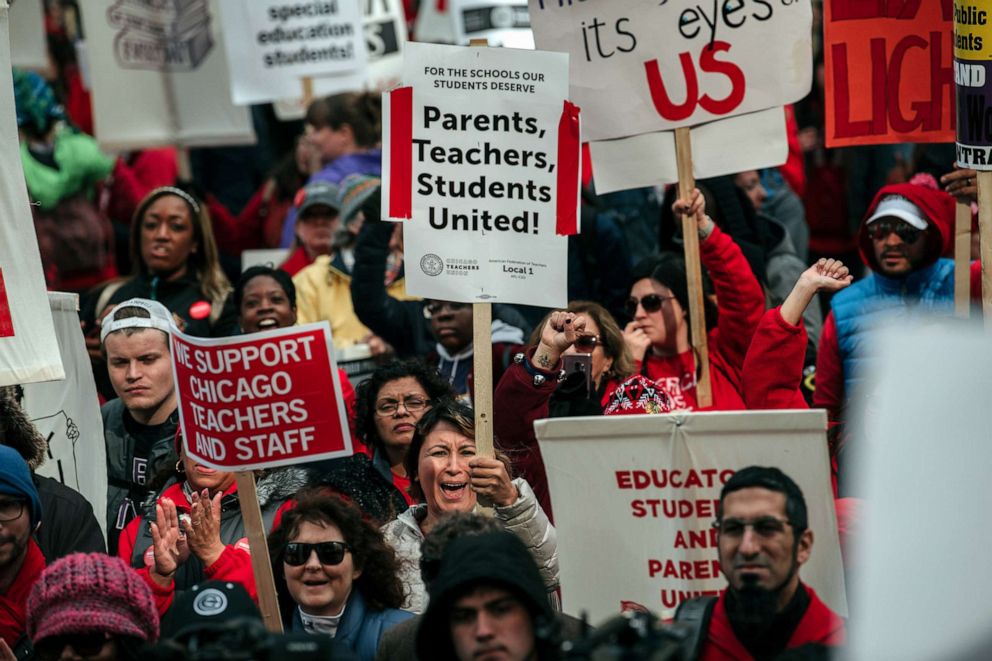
[34,474,106,562]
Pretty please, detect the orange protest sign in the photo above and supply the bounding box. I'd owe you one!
[824,0,955,147]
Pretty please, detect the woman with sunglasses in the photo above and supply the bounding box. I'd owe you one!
[116,433,309,616]
[493,301,635,518]
[268,492,411,660]
[625,188,766,411]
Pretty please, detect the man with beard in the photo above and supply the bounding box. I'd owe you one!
[678,466,845,660]
[0,446,45,654]
[814,182,956,423]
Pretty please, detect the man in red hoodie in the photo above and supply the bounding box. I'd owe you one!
[678,466,845,660]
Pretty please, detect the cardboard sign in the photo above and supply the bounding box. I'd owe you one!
[8,0,46,69]
[589,106,788,194]
[824,0,954,148]
[172,323,351,471]
[218,0,367,105]
[528,0,812,142]
[0,6,64,386]
[23,293,108,537]
[414,0,533,49]
[955,0,992,169]
[78,0,255,151]
[381,42,578,307]
[535,411,847,622]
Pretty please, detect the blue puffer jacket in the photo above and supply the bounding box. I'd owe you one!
[291,590,413,661]
[832,257,954,395]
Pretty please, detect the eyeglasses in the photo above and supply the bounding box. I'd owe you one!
[625,294,677,317]
[712,516,792,537]
[284,541,351,566]
[0,500,25,523]
[573,335,601,352]
[868,219,923,244]
[422,301,470,319]
[35,633,111,661]
[375,396,430,417]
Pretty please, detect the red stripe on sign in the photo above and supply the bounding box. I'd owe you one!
[556,100,581,236]
[436,0,447,10]
[389,86,414,220]
[0,270,13,337]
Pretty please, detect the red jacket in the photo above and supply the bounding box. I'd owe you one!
[0,540,45,646]
[742,306,809,410]
[699,584,845,661]
[638,225,766,411]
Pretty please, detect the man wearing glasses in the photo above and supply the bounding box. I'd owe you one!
[814,182,957,422]
[677,466,844,660]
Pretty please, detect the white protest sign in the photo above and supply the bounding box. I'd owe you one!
[218,0,367,105]
[415,0,532,49]
[381,42,578,307]
[0,5,63,386]
[535,411,846,623]
[23,293,107,537]
[528,0,812,142]
[589,106,788,195]
[8,0,46,69]
[171,322,352,471]
[78,0,255,151]
[845,323,992,660]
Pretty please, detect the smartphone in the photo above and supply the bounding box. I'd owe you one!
[562,353,593,398]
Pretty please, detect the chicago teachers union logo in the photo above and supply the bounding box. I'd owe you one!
[420,254,444,276]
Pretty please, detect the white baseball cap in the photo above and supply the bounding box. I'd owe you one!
[866,195,928,230]
[100,298,175,343]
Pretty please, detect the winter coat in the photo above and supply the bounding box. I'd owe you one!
[102,400,178,554]
[300,452,410,526]
[35,475,106,562]
[118,467,310,615]
[290,590,412,661]
[380,478,559,614]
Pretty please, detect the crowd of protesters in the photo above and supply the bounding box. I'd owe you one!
[0,1,979,659]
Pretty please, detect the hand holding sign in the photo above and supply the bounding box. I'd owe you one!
[469,456,518,508]
[942,167,979,203]
[671,187,711,237]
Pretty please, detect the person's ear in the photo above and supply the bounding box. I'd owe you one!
[796,528,813,566]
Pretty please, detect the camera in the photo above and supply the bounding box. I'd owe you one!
[142,618,354,660]
[561,610,701,661]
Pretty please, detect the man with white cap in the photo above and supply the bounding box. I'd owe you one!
[814,182,956,422]
[100,298,179,554]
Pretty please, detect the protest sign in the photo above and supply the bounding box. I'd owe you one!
[171,322,351,471]
[824,0,954,148]
[589,106,788,194]
[414,0,532,49]
[954,0,992,169]
[0,5,64,386]
[8,0,45,68]
[381,42,579,307]
[22,293,107,537]
[535,410,846,622]
[218,0,366,105]
[528,0,812,142]
[78,0,254,151]
[846,323,992,659]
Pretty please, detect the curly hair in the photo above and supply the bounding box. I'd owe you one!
[353,359,454,457]
[268,491,406,614]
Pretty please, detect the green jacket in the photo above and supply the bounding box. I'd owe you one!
[21,127,114,210]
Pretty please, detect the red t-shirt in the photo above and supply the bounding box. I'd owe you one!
[392,472,415,506]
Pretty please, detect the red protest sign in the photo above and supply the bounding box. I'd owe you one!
[0,269,13,338]
[171,323,351,471]
[824,0,955,147]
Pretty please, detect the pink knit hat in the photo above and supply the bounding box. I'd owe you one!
[27,553,160,644]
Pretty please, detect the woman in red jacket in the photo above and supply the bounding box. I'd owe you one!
[625,188,766,410]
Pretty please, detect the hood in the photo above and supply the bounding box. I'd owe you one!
[0,387,47,470]
[858,183,953,273]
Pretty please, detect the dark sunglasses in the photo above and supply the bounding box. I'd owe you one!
[35,633,110,661]
[423,301,470,318]
[868,219,923,244]
[284,541,351,566]
[573,335,601,352]
[625,294,677,317]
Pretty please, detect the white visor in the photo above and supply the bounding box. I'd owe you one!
[100,298,175,343]
[866,195,928,230]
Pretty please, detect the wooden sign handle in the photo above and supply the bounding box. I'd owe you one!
[978,171,992,325]
[955,200,972,319]
[234,471,284,633]
[673,127,712,407]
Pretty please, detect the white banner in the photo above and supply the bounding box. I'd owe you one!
[589,107,788,195]
[0,5,63,386]
[78,0,255,151]
[535,411,847,623]
[415,0,532,49]
[218,0,367,105]
[381,42,577,307]
[528,0,812,142]
[8,0,45,68]
[23,293,107,537]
